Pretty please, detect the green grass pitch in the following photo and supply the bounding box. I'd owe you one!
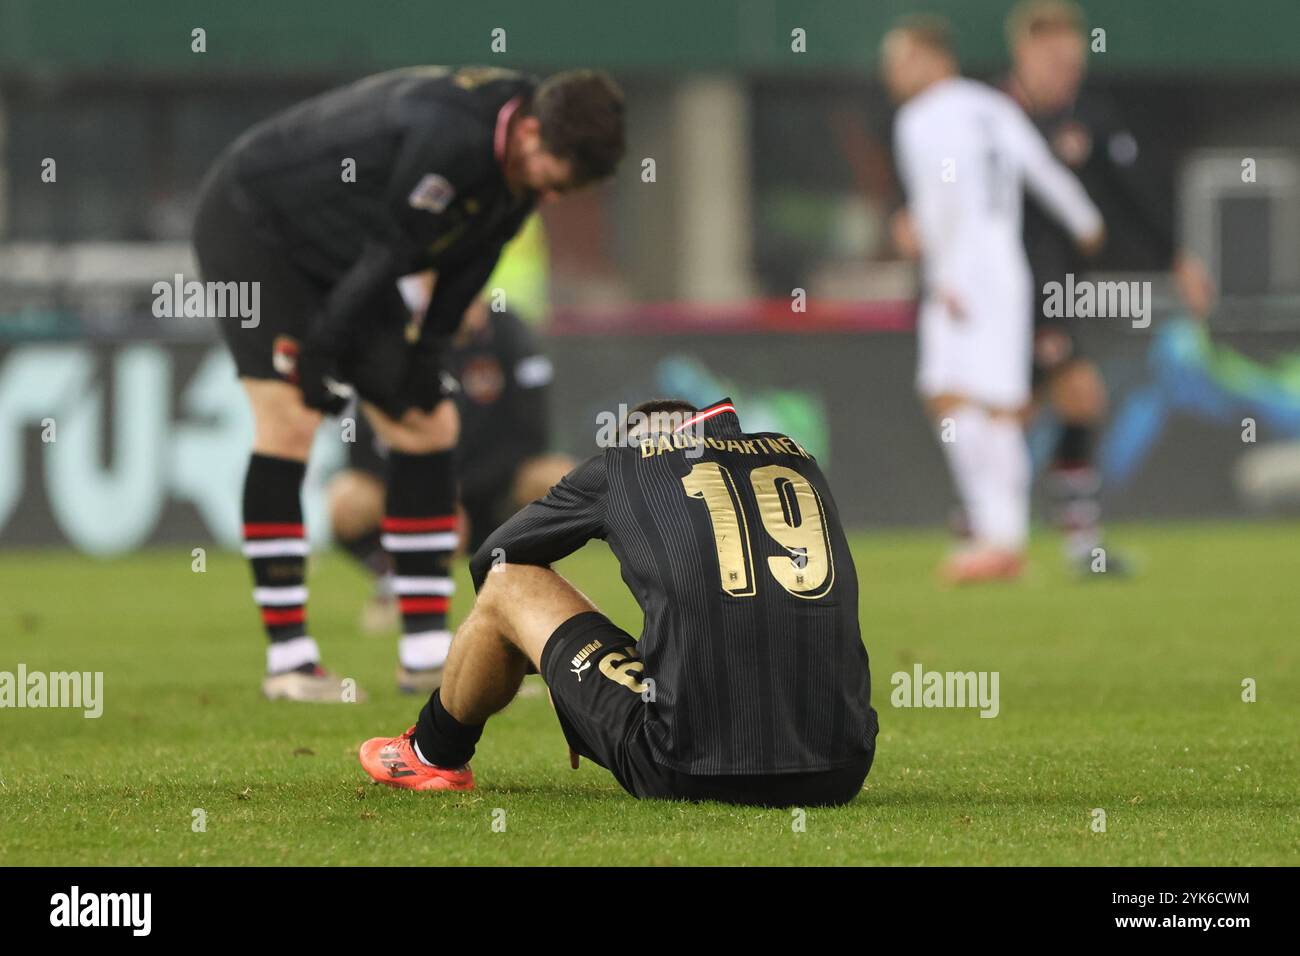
[2,521,1298,866]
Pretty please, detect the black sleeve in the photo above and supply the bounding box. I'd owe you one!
[391,107,513,342]
[386,106,493,261]
[469,453,607,590]
[309,106,492,351]
[1081,97,1177,265]
[422,241,508,339]
[305,241,400,354]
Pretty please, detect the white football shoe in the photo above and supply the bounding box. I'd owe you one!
[262,665,368,703]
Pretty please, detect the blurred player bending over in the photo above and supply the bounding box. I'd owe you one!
[192,66,624,701]
[882,17,1103,583]
[358,399,878,806]
[328,288,574,667]
[1004,0,1216,573]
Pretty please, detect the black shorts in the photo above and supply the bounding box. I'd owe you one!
[540,611,876,808]
[193,166,437,418]
[1031,301,1086,388]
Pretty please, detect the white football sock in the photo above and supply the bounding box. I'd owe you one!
[979,414,1030,551]
[399,630,452,671]
[938,405,1029,553]
[938,404,990,542]
[266,635,321,675]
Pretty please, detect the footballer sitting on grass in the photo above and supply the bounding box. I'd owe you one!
[359,399,879,807]
[192,65,624,702]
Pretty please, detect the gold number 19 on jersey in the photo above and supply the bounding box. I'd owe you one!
[681,462,834,599]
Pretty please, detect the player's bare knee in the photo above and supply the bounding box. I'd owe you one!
[250,396,321,459]
[1052,361,1107,422]
[476,563,560,621]
[327,470,384,539]
[468,569,519,636]
[475,562,518,610]
[397,410,457,454]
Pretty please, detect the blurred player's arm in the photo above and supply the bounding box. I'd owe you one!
[468,453,607,591]
[1088,110,1216,316]
[391,115,523,410]
[297,242,404,412]
[421,239,511,339]
[298,111,492,411]
[889,206,921,260]
[1008,105,1105,256]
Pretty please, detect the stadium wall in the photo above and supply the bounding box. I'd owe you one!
[2,315,1296,552]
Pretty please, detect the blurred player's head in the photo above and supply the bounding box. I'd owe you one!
[507,70,626,201]
[881,15,958,104]
[1007,0,1088,113]
[625,399,698,441]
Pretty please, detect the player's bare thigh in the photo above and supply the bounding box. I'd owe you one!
[1047,358,1107,423]
[242,377,322,460]
[476,564,602,671]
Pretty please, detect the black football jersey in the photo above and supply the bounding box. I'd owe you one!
[1008,80,1176,297]
[470,399,875,775]
[211,65,537,350]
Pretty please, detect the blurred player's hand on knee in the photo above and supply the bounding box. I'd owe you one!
[297,347,351,414]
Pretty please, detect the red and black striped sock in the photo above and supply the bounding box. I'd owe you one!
[242,453,317,675]
[381,450,457,672]
[1051,425,1103,561]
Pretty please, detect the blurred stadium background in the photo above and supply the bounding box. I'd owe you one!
[4,0,1300,554]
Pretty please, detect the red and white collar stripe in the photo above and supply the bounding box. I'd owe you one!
[675,402,736,432]
[494,96,524,168]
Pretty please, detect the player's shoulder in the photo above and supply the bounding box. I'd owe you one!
[898,77,989,130]
[387,67,535,185]
[946,76,1022,117]
[388,66,535,122]
[748,431,819,464]
[570,450,616,492]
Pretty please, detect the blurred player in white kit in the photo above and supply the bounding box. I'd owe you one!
[882,15,1104,583]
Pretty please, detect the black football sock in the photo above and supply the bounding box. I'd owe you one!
[1050,424,1103,561]
[413,689,485,769]
[382,450,457,672]
[242,454,318,674]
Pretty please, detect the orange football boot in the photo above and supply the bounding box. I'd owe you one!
[358,726,475,792]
